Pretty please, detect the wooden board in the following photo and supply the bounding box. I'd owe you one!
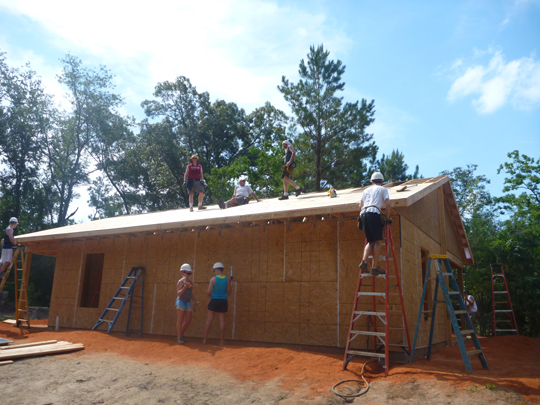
[0,343,84,360]
[0,340,58,350]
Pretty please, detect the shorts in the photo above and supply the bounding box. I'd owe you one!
[208,299,228,313]
[187,178,204,194]
[363,212,384,243]
[282,169,294,179]
[0,248,14,263]
[175,298,192,311]
[235,196,248,205]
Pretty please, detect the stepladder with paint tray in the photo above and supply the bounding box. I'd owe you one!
[93,266,145,337]
[410,255,488,373]
[343,222,411,376]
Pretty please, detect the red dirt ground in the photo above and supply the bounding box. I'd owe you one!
[1,322,539,402]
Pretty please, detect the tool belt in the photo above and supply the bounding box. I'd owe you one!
[358,206,391,231]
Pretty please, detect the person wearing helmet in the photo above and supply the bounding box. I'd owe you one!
[278,140,302,200]
[183,155,207,212]
[175,263,199,344]
[215,177,259,209]
[203,262,232,345]
[358,172,390,276]
[0,217,19,277]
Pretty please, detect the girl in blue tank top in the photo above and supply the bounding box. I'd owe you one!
[203,262,232,345]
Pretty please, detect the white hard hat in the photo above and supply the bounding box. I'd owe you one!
[213,262,224,270]
[9,217,18,223]
[180,263,192,272]
[371,172,384,181]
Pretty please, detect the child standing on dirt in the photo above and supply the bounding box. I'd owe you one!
[176,263,199,344]
[203,262,232,345]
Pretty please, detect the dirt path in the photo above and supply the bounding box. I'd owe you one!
[0,322,538,404]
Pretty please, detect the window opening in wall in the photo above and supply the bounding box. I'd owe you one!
[80,253,105,308]
[421,248,431,317]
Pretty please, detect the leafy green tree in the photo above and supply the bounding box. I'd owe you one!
[0,51,53,232]
[42,54,126,226]
[377,149,420,182]
[278,44,376,191]
[493,151,540,337]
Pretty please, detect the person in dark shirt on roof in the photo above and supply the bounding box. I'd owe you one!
[183,155,207,212]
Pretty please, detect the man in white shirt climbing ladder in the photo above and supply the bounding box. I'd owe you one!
[358,172,390,276]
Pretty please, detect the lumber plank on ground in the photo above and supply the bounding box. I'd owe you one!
[3,319,16,324]
[0,360,13,366]
[0,340,58,350]
[0,343,84,361]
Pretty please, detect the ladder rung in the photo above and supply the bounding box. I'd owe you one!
[358,292,386,297]
[106,308,120,312]
[496,329,517,332]
[442,273,455,277]
[112,297,125,300]
[494,310,512,313]
[120,287,130,289]
[351,330,385,337]
[492,274,504,277]
[466,349,483,356]
[493,291,508,294]
[354,311,385,316]
[448,291,460,295]
[454,310,467,314]
[460,329,474,334]
[347,350,385,359]
[126,276,136,279]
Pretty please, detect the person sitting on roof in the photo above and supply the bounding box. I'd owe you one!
[358,172,390,276]
[183,155,207,212]
[216,177,259,209]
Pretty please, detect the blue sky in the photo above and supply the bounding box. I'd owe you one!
[1,0,539,222]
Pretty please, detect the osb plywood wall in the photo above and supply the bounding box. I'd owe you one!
[48,210,452,349]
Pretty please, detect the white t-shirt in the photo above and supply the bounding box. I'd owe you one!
[361,185,390,213]
[465,295,477,314]
[234,184,254,198]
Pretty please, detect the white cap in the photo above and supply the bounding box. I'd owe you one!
[282,140,291,146]
[239,177,247,182]
[371,172,384,181]
[9,217,18,223]
[180,263,192,272]
[213,262,224,270]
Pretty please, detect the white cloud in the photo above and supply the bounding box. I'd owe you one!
[0,0,352,113]
[447,50,540,114]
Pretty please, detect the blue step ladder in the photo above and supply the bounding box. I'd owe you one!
[93,266,145,337]
[410,255,488,373]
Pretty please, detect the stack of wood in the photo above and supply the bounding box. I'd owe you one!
[0,340,84,365]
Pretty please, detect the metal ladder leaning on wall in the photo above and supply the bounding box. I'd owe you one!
[0,247,30,327]
[490,263,518,336]
[343,222,411,376]
[410,255,488,373]
[93,266,145,336]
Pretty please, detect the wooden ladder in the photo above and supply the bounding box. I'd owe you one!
[92,266,145,336]
[410,255,488,373]
[343,222,411,376]
[490,263,518,336]
[0,247,30,327]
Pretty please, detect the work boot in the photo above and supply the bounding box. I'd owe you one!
[371,266,385,276]
[359,261,368,272]
[215,199,226,209]
[198,205,207,210]
[295,187,302,197]
[278,195,289,200]
[177,337,185,345]
[190,207,194,212]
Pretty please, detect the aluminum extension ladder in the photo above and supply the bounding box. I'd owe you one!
[0,247,30,327]
[490,263,518,336]
[343,222,411,376]
[410,255,488,373]
[93,266,145,337]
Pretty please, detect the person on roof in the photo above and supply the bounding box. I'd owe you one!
[203,262,232,345]
[216,177,259,209]
[0,217,19,278]
[175,263,199,344]
[358,172,391,276]
[184,155,207,212]
[278,140,302,200]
